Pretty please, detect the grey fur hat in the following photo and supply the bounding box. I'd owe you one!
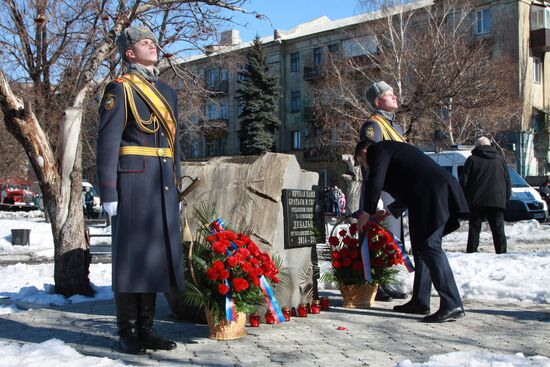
[365,81,392,107]
[117,26,158,59]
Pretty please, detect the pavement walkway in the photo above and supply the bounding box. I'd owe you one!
[1,291,549,366]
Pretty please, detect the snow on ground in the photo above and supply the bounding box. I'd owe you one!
[1,211,550,366]
[0,339,131,367]
[397,351,550,367]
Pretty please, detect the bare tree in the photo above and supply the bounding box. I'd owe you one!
[309,0,519,154]
[0,0,253,297]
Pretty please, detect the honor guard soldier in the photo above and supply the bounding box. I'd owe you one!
[96,26,183,355]
[356,81,408,302]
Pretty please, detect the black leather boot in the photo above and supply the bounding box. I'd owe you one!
[115,293,146,355]
[138,293,177,351]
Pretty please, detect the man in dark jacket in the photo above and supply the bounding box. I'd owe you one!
[96,26,183,354]
[460,137,511,254]
[355,139,469,323]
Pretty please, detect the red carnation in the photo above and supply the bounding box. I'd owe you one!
[226,256,238,268]
[248,242,261,256]
[331,250,340,259]
[333,260,342,269]
[217,283,229,295]
[343,257,352,267]
[218,269,230,280]
[206,267,218,281]
[241,262,252,273]
[352,261,363,271]
[232,278,249,292]
[350,249,359,259]
[272,276,279,283]
[328,236,340,246]
[206,235,215,242]
[212,260,225,271]
[349,223,357,235]
[212,241,229,254]
[225,230,237,241]
[249,257,260,266]
[252,277,261,287]
[239,248,251,258]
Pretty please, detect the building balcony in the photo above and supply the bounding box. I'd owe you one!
[199,118,229,138]
[531,28,550,52]
[206,80,229,94]
[303,66,325,81]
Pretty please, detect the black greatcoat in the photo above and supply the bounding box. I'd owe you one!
[96,76,184,293]
[460,145,511,209]
[363,141,469,241]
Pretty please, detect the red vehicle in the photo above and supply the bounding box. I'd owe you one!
[0,179,39,211]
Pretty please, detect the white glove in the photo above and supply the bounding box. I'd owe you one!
[103,201,118,217]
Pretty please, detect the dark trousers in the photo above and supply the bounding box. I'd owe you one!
[410,224,462,311]
[467,206,507,254]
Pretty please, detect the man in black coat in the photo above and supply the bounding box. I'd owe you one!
[96,26,183,354]
[460,137,511,254]
[355,139,468,323]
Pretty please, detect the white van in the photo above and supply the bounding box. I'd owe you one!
[425,149,547,222]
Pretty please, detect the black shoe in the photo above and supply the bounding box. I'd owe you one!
[140,330,177,351]
[393,301,431,315]
[421,307,465,323]
[381,285,407,299]
[119,333,146,355]
[375,286,392,302]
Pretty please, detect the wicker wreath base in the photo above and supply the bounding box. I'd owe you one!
[205,310,247,340]
[340,283,379,309]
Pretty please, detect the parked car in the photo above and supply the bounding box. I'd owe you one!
[0,179,40,211]
[425,148,547,222]
[82,181,102,218]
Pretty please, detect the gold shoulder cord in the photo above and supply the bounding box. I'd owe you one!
[121,82,161,134]
[370,115,405,142]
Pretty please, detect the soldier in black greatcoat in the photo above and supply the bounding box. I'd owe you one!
[355,139,469,323]
[96,26,183,354]
[357,81,407,302]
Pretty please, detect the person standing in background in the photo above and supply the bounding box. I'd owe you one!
[460,136,511,254]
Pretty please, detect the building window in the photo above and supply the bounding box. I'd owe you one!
[206,104,217,120]
[206,69,218,87]
[191,142,201,158]
[475,8,491,35]
[237,102,244,117]
[220,103,228,119]
[292,130,301,150]
[290,91,301,113]
[236,64,246,81]
[290,52,300,73]
[533,57,542,84]
[328,43,339,54]
[313,47,323,67]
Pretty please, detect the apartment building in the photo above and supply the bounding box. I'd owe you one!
[173,0,550,176]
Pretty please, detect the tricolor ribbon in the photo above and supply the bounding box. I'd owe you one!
[209,218,285,323]
[259,276,286,324]
[360,235,373,282]
[224,279,237,321]
[389,231,414,272]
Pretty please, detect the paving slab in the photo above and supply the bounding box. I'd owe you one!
[0,291,549,366]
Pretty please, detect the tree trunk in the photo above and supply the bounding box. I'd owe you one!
[0,69,93,297]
